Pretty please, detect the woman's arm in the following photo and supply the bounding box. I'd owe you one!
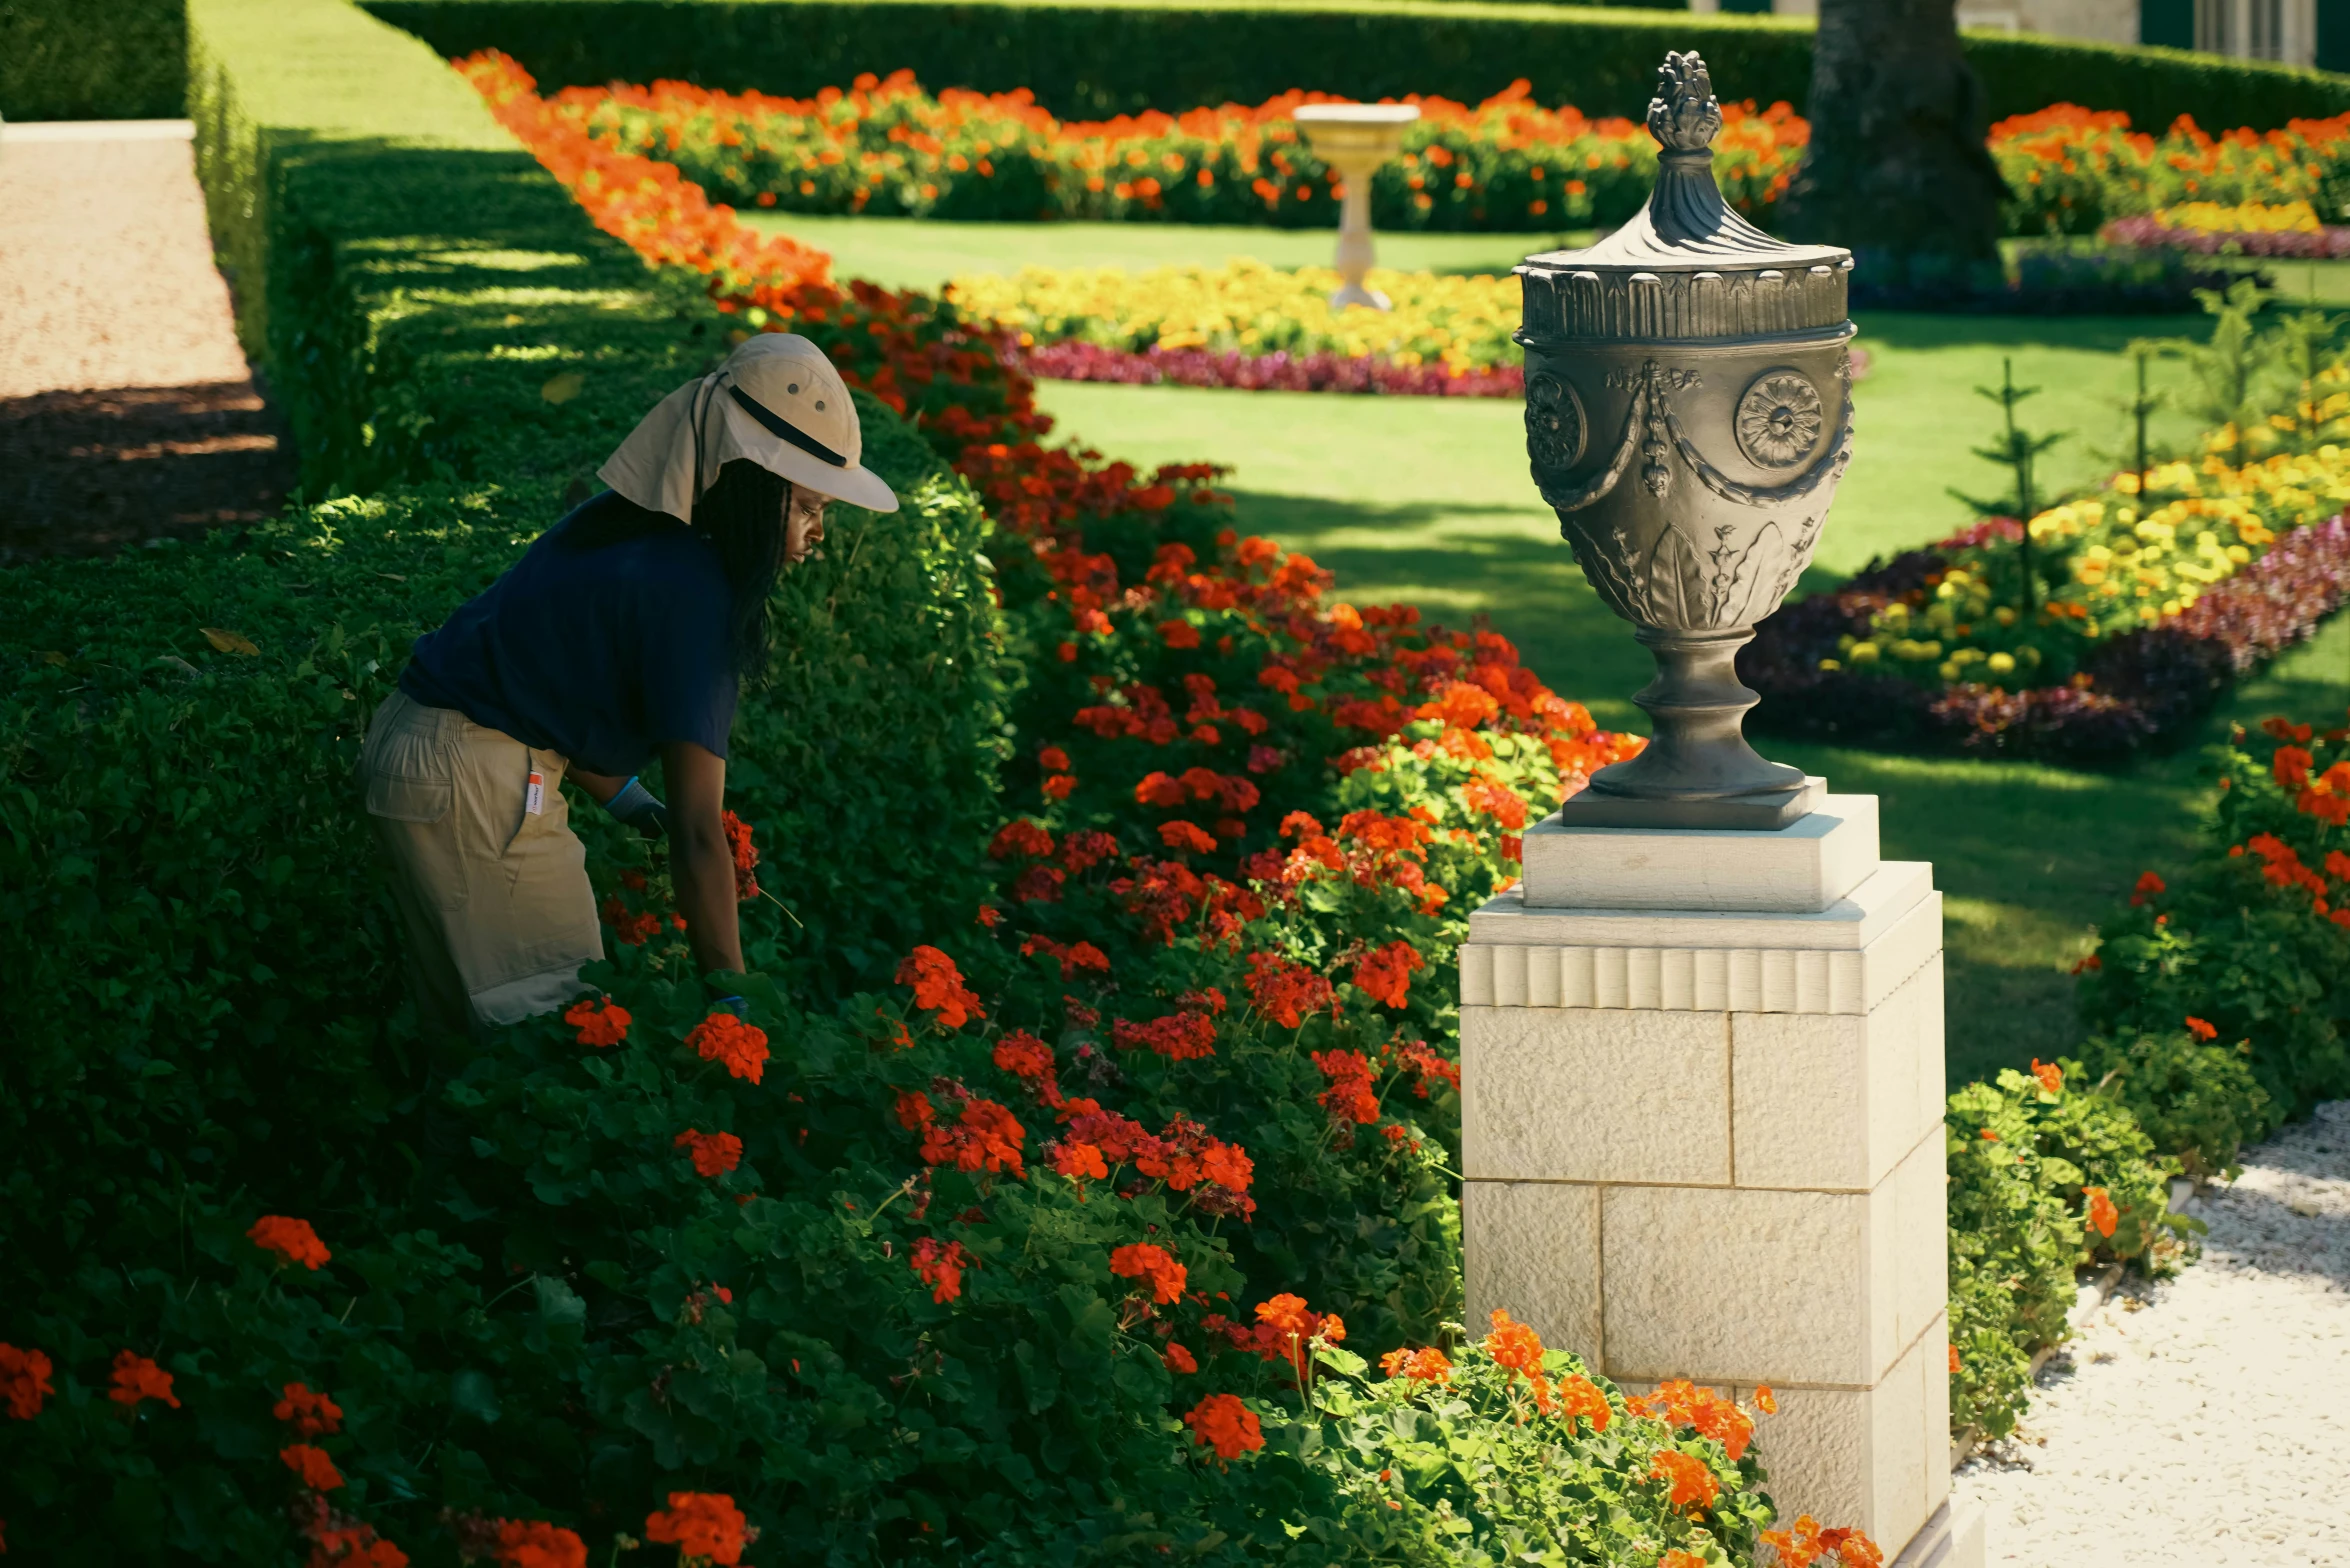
[661,741,746,980]
[569,766,625,805]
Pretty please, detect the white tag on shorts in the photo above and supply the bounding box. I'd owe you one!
[525,769,546,816]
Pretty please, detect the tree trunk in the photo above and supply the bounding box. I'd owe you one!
[1779,0,2006,265]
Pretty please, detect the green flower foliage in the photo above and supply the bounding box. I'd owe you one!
[1942,1062,2195,1442]
[2075,1027,2276,1179]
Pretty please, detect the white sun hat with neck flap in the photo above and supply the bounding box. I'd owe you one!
[598,332,900,521]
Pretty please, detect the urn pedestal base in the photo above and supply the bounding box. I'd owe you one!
[1527,787,1873,911]
[1556,775,1821,831]
[1460,802,1955,1562]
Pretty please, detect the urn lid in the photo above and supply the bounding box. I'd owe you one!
[1516,52,1851,344]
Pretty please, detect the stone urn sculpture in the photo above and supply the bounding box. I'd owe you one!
[1518,51,1854,830]
[1293,103,1421,310]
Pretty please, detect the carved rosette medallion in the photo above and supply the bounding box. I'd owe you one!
[1524,371,1587,479]
[1734,369,1824,469]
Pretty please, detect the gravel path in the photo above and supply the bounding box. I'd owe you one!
[0,121,290,561]
[1953,1101,2350,1567]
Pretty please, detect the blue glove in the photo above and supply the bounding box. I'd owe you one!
[607,775,669,839]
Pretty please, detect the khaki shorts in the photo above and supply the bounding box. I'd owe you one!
[359,690,604,1033]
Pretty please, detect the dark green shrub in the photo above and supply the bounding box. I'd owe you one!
[0,0,184,120]
[359,0,2350,130]
[2080,720,2350,1121]
[360,0,1814,122]
[2077,1028,2278,1179]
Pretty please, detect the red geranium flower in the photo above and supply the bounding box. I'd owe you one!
[686,1013,769,1083]
[275,1382,344,1436]
[1,1343,55,1420]
[249,1215,332,1270]
[675,1128,745,1178]
[107,1351,179,1410]
[493,1518,587,1568]
[644,1492,751,1564]
[281,1443,345,1492]
[1182,1392,1263,1463]
[563,997,630,1047]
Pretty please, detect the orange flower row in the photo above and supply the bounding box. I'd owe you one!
[510,64,1803,230]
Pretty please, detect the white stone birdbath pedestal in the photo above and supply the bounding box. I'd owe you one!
[1292,103,1420,311]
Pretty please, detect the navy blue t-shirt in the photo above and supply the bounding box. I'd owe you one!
[400,492,738,776]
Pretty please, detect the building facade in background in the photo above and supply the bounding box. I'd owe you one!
[1686,0,2350,71]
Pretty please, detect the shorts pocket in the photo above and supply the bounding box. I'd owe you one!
[366,774,453,825]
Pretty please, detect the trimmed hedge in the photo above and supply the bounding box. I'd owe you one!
[361,0,1811,120]
[358,0,2350,130]
[0,0,1011,1406]
[0,0,184,120]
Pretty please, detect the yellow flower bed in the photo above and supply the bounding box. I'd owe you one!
[1831,433,2350,689]
[947,259,1524,371]
[2151,198,2323,234]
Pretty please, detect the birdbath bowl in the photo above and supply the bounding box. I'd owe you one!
[1293,103,1421,311]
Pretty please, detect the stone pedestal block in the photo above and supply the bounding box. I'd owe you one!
[1460,802,1959,1563]
[1520,789,1879,912]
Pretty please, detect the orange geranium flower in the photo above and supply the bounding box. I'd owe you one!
[1377,1346,1454,1383]
[1637,1378,1754,1460]
[1650,1448,1718,1511]
[280,1443,345,1491]
[1554,1372,1611,1432]
[686,1013,769,1083]
[1182,1392,1263,1462]
[274,1382,343,1436]
[249,1215,331,1270]
[1755,1383,1778,1415]
[2185,1015,2218,1041]
[1482,1308,1554,1412]
[0,1344,54,1420]
[1765,1515,1884,1568]
[1164,1342,1198,1374]
[1109,1242,1188,1305]
[644,1492,750,1565]
[896,944,985,1028]
[563,997,631,1047]
[2085,1186,2119,1239]
[107,1351,179,1410]
[2030,1058,2063,1095]
[675,1128,745,1178]
[494,1518,587,1568]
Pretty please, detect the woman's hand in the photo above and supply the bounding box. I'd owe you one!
[661,741,746,980]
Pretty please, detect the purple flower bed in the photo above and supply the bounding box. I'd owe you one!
[2100,215,2350,259]
[1007,340,1525,397]
[1740,517,2350,765]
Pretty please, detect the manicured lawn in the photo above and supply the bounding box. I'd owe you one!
[764,210,2346,1082]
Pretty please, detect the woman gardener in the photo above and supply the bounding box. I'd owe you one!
[358,334,897,1033]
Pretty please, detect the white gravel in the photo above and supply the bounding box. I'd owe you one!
[1953,1101,2350,1567]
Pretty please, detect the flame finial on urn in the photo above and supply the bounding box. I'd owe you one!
[1647,51,1722,154]
[1510,52,1858,830]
